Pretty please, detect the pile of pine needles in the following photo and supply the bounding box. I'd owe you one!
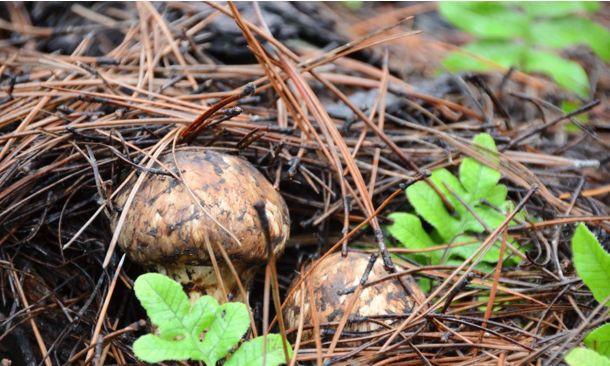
[0,2,608,365]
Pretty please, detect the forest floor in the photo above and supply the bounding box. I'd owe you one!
[0,2,608,365]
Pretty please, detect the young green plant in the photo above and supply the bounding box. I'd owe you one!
[565,224,610,365]
[132,273,291,365]
[388,133,524,275]
[439,1,609,97]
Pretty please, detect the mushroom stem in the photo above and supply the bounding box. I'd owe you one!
[157,263,255,303]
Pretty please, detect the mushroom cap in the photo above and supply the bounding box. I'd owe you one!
[284,251,424,339]
[112,147,290,267]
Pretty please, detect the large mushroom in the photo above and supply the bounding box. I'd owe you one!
[284,251,425,341]
[111,147,290,303]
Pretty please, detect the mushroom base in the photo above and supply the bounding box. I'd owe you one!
[156,263,255,304]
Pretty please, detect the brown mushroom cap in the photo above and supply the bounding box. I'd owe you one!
[112,147,290,267]
[284,251,424,339]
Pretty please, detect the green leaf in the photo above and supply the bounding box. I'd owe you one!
[391,134,525,269]
[186,296,220,336]
[439,0,600,97]
[562,101,590,133]
[562,101,590,120]
[585,323,610,357]
[133,273,291,365]
[449,235,502,265]
[486,184,508,206]
[343,1,363,10]
[417,278,432,293]
[520,2,600,18]
[429,169,478,233]
[134,273,199,338]
[523,48,590,97]
[446,253,497,272]
[388,213,439,262]
[133,273,218,362]
[133,336,202,363]
[442,42,590,97]
[200,302,251,364]
[565,347,610,366]
[460,133,501,202]
[473,206,507,231]
[439,2,528,39]
[572,223,610,304]
[443,41,526,72]
[406,181,461,242]
[133,273,262,365]
[225,334,291,366]
[530,17,610,61]
[502,200,527,225]
[430,169,470,216]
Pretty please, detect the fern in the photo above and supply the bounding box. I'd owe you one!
[566,224,610,364]
[388,133,524,270]
[133,273,291,365]
[439,1,609,97]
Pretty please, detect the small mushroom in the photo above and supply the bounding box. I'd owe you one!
[284,251,425,341]
[112,147,290,303]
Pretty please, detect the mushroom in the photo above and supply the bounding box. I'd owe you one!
[283,251,425,341]
[112,147,290,303]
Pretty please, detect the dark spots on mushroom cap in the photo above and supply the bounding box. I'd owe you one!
[327,308,344,322]
[385,288,402,303]
[167,177,180,190]
[147,227,157,237]
[195,149,231,176]
[213,163,223,176]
